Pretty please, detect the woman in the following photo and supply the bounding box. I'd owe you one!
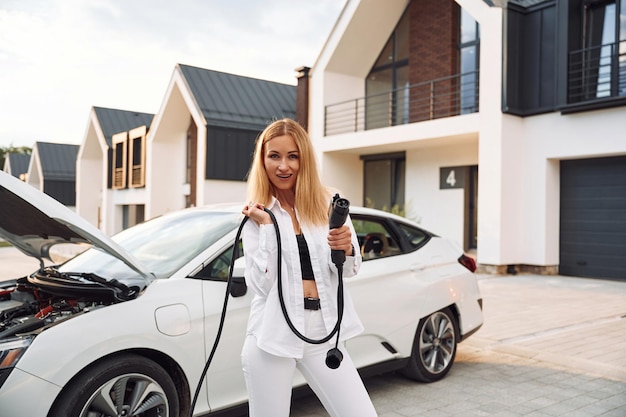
[241,118,377,417]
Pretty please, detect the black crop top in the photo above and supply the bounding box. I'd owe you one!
[296,234,315,280]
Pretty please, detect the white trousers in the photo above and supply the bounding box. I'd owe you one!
[241,309,378,417]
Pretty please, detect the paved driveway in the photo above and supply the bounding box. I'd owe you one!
[293,274,626,417]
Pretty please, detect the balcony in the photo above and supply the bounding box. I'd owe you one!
[324,71,479,136]
[568,40,626,106]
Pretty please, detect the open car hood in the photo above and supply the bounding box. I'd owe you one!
[0,171,153,284]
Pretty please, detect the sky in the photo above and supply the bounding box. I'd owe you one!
[0,0,345,148]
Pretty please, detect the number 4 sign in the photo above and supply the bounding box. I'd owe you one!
[440,166,467,189]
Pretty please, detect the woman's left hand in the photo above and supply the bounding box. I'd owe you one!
[328,225,354,256]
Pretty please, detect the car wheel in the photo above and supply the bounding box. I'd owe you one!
[48,353,179,417]
[402,307,458,382]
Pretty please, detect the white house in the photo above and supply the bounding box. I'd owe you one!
[27,142,79,211]
[145,64,296,220]
[307,0,626,279]
[76,107,154,235]
[2,152,30,181]
[77,65,297,235]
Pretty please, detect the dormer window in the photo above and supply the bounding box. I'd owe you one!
[128,126,146,188]
[112,132,128,189]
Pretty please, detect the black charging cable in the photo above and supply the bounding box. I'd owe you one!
[188,195,349,416]
[266,194,349,369]
[188,214,249,417]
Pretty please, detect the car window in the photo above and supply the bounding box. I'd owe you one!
[397,222,431,250]
[60,210,242,280]
[351,218,401,261]
[191,240,244,281]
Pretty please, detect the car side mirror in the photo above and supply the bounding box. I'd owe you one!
[229,257,247,297]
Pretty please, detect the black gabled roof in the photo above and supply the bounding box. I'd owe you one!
[5,153,31,177]
[93,107,154,148]
[35,142,79,181]
[178,64,296,131]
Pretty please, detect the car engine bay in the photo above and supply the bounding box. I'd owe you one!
[0,268,139,341]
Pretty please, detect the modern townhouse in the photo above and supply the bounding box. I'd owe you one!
[76,106,154,235]
[77,64,298,235]
[144,64,297,220]
[306,0,625,280]
[27,141,79,210]
[2,152,31,181]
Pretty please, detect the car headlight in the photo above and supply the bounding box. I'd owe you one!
[0,336,33,389]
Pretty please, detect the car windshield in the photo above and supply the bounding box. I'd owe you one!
[58,209,242,281]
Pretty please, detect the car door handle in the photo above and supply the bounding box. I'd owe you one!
[410,263,426,272]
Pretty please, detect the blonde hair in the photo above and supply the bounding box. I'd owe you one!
[246,118,330,226]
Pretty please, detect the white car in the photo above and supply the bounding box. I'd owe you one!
[0,171,483,417]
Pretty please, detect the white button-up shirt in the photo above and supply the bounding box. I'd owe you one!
[242,197,364,358]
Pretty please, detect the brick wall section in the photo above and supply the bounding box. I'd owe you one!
[296,66,310,131]
[409,0,459,121]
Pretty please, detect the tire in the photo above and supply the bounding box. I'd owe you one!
[48,353,179,417]
[401,307,458,382]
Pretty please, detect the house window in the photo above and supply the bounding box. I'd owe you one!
[459,7,480,113]
[366,8,409,130]
[128,126,146,188]
[569,0,626,102]
[122,204,145,229]
[185,134,192,208]
[112,132,128,189]
[583,0,626,97]
[362,152,405,212]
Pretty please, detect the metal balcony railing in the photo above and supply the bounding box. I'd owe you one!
[568,40,626,104]
[324,71,479,136]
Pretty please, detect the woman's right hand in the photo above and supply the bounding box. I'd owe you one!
[242,201,271,225]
